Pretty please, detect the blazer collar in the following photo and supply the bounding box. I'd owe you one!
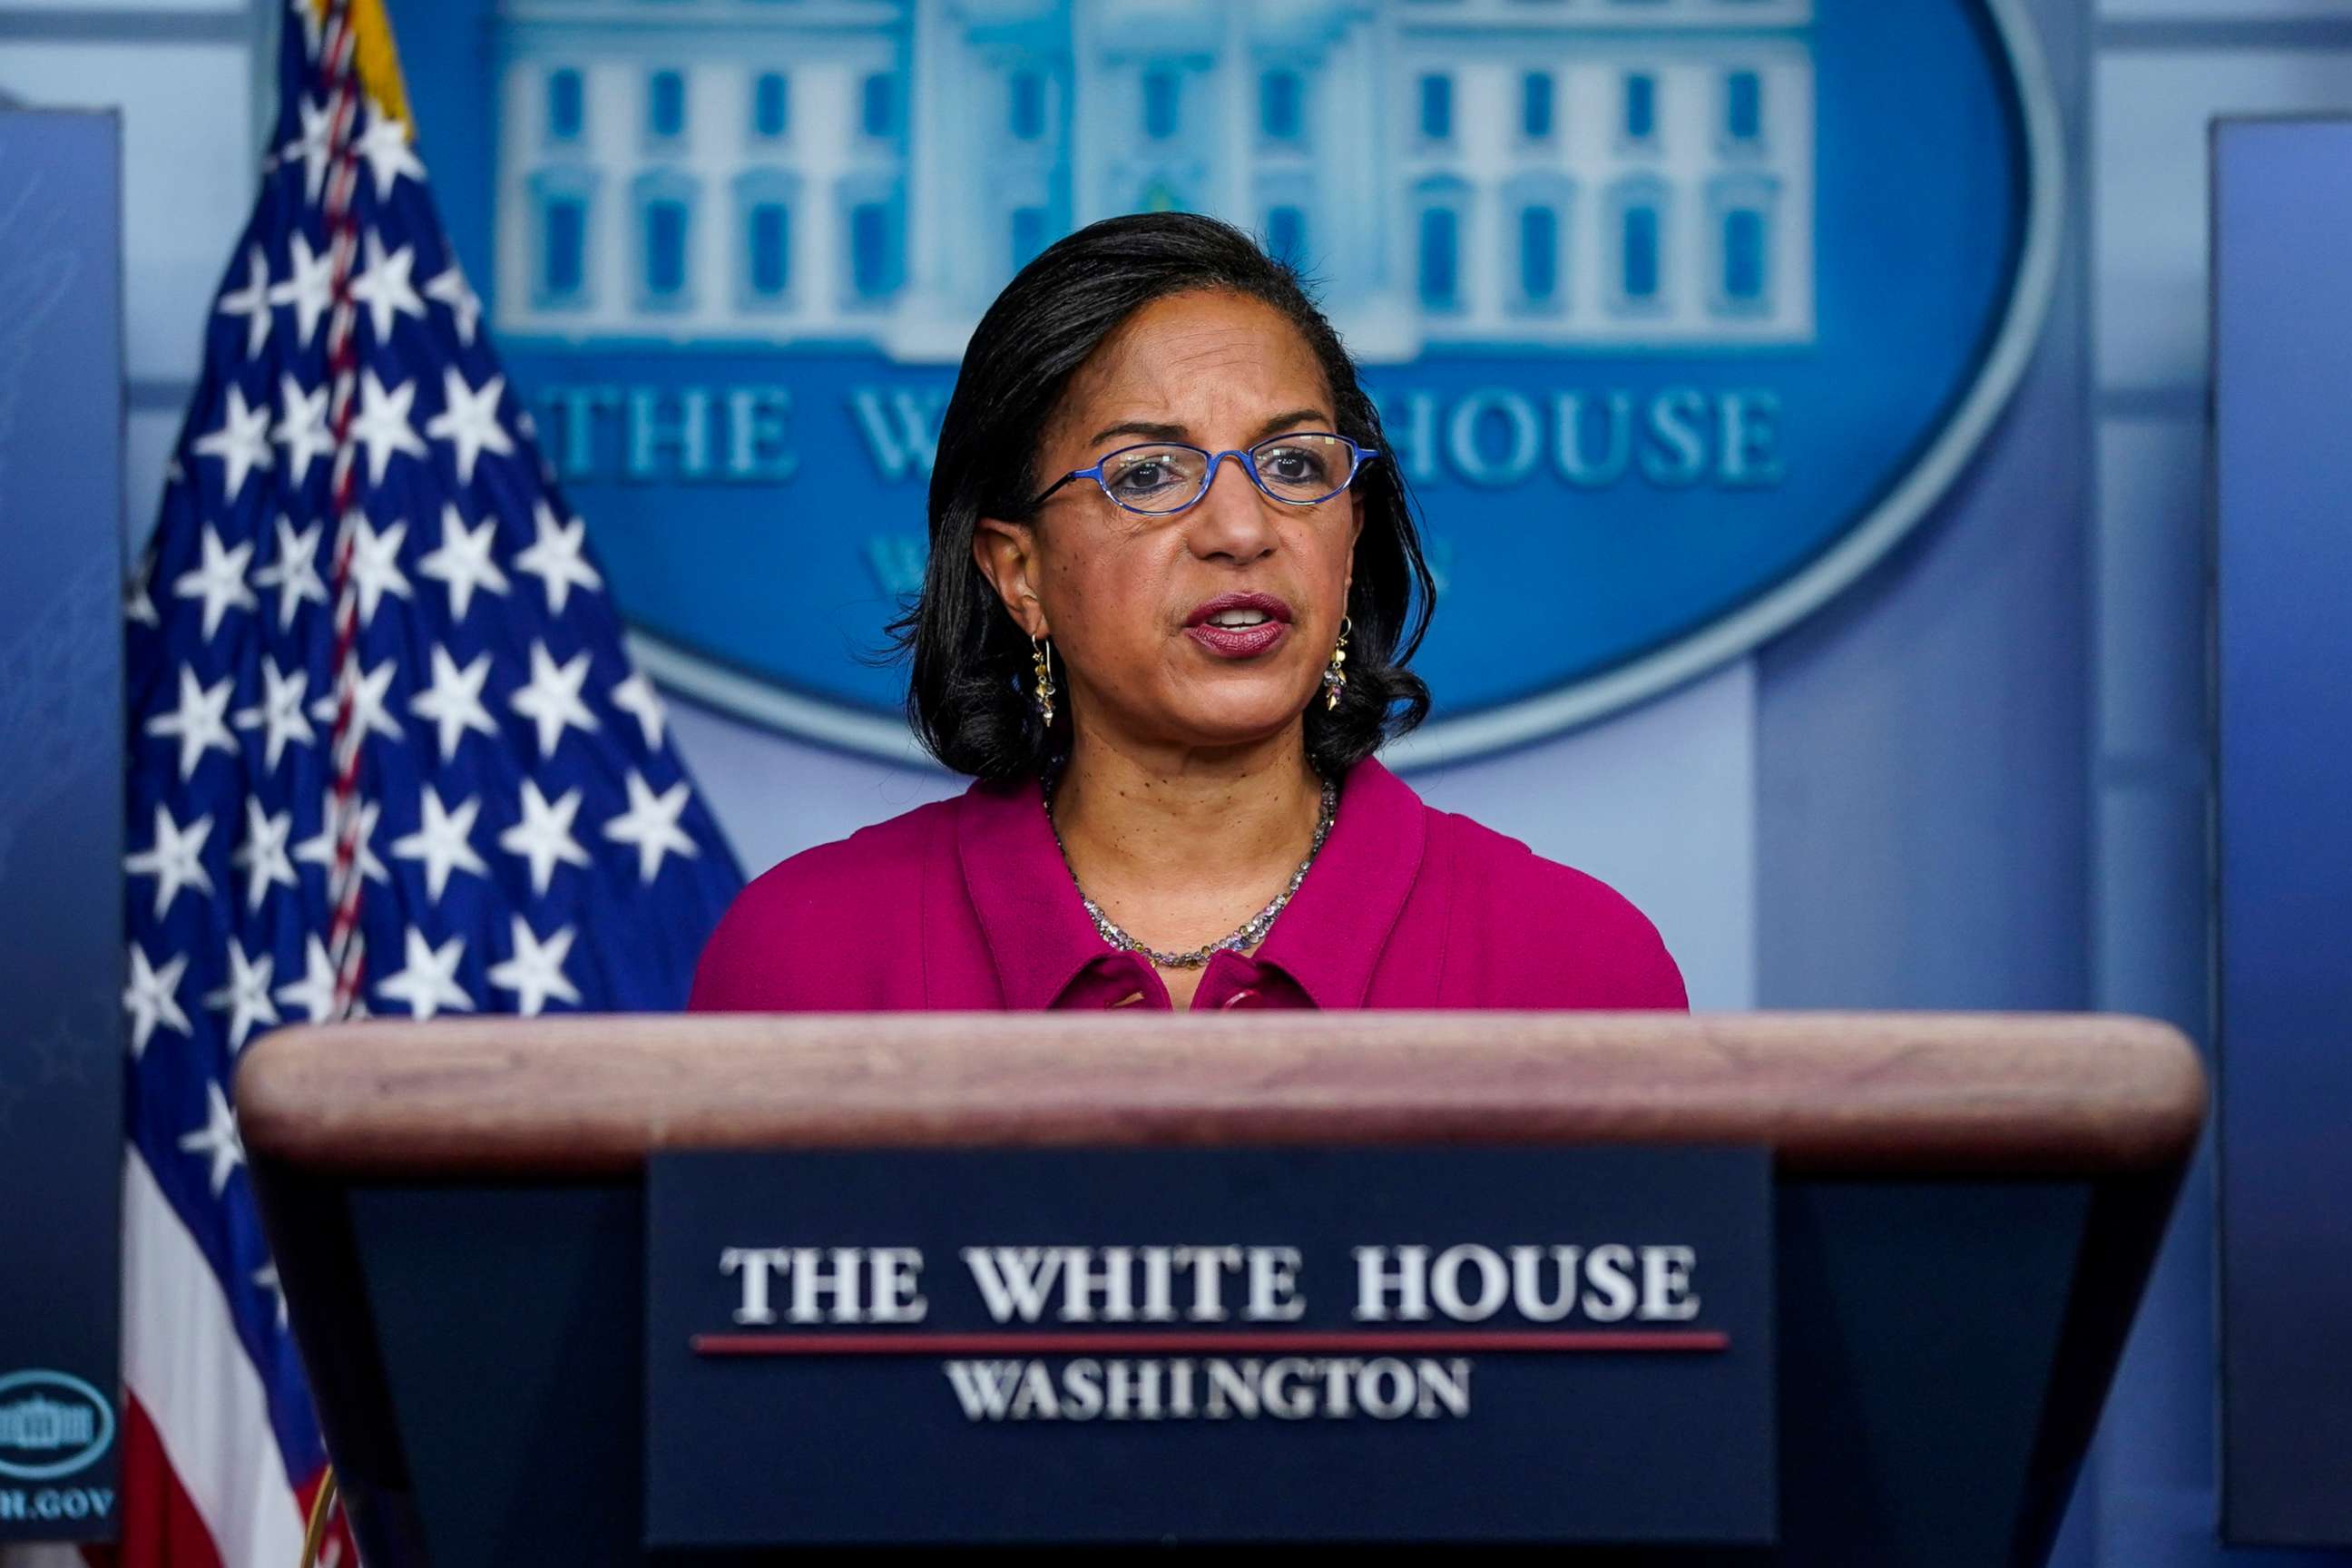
[1252,755,1427,1007]
[956,754,1428,1011]
[955,769,1117,1012]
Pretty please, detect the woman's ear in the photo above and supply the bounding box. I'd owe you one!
[972,516,1046,639]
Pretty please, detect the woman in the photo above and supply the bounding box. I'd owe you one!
[689,211,1686,1014]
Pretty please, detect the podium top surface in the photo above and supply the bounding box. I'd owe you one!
[234,1011,2204,1180]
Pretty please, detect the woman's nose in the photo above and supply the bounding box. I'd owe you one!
[1185,451,1279,559]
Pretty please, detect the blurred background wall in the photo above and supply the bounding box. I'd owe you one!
[3,0,2349,1560]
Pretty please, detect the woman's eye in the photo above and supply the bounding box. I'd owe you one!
[1113,462,1171,493]
[1263,447,1326,482]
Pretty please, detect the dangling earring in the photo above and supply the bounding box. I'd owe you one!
[1031,633,1057,726]
[1322,615,1350,710]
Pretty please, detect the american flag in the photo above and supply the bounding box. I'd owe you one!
[107,0,742,1560]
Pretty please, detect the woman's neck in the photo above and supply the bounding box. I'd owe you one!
[1046,725,1328,947]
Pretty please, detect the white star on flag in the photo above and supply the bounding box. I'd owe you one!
[514,500,603,614]
[390,785,489,902]
[355,98,425,200]
[203,937,281,1054]
[309,654,405,744]
[230,798,300,912]
[145,665,240,780]
[511,641,602,759]
[234,655,318,769]
[487,916,582,1015]
[282,93,335,203]
[417,504,510,620]
[123,944,192,1059]
[424,261,482,346]
[375,926,473,1021]
[603,771,701,884]
[253,515,329,629]
[125,803,216,917]
[192,383,274,501]
[274,374,334,485]
[254,1262,289,1330]
[270,230,336,348]
[611,670,669,751]
[172,524,260,641]
[408,645,501,761]
[218,246,274,358]
[292,796,388,886]
[425,367,515,485]
[124,568,160,629]
[348,514,415,625]
[272,936,341,1025]
[350,228,427,345]
[178,1081,247,1196]
[497,778,593,896]
[286,0,322,68]
[351,368,427,484]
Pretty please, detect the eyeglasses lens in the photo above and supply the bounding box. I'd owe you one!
[1250,434,1354,505]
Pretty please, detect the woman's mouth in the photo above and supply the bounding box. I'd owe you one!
[1183,593,1295,659]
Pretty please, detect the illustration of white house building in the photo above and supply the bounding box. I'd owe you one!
[492,0,1814,361]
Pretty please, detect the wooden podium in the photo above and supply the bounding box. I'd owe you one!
[238,1011,2203,1566]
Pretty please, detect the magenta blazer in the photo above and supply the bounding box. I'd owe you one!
[687,755,1689,1013]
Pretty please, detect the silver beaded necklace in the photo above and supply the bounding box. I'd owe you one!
[1043,765,1339,969]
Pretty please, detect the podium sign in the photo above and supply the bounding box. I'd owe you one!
[646,1145,1773,1547]
[0,109,125,1545]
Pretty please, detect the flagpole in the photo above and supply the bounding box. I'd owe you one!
[297,1472,340,1568]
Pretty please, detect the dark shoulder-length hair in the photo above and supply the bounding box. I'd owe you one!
[879,210,1436,782]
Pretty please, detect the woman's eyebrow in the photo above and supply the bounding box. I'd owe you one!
[1086,407,1331,447]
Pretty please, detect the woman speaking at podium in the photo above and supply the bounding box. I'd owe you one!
[690,212,1686,1014]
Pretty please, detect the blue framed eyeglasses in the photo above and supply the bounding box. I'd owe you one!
[1026,431,1382,517]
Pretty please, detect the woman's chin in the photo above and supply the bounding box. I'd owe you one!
[1159,685,1325,747]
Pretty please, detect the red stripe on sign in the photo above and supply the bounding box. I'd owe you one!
[692,1329,1728,1357]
